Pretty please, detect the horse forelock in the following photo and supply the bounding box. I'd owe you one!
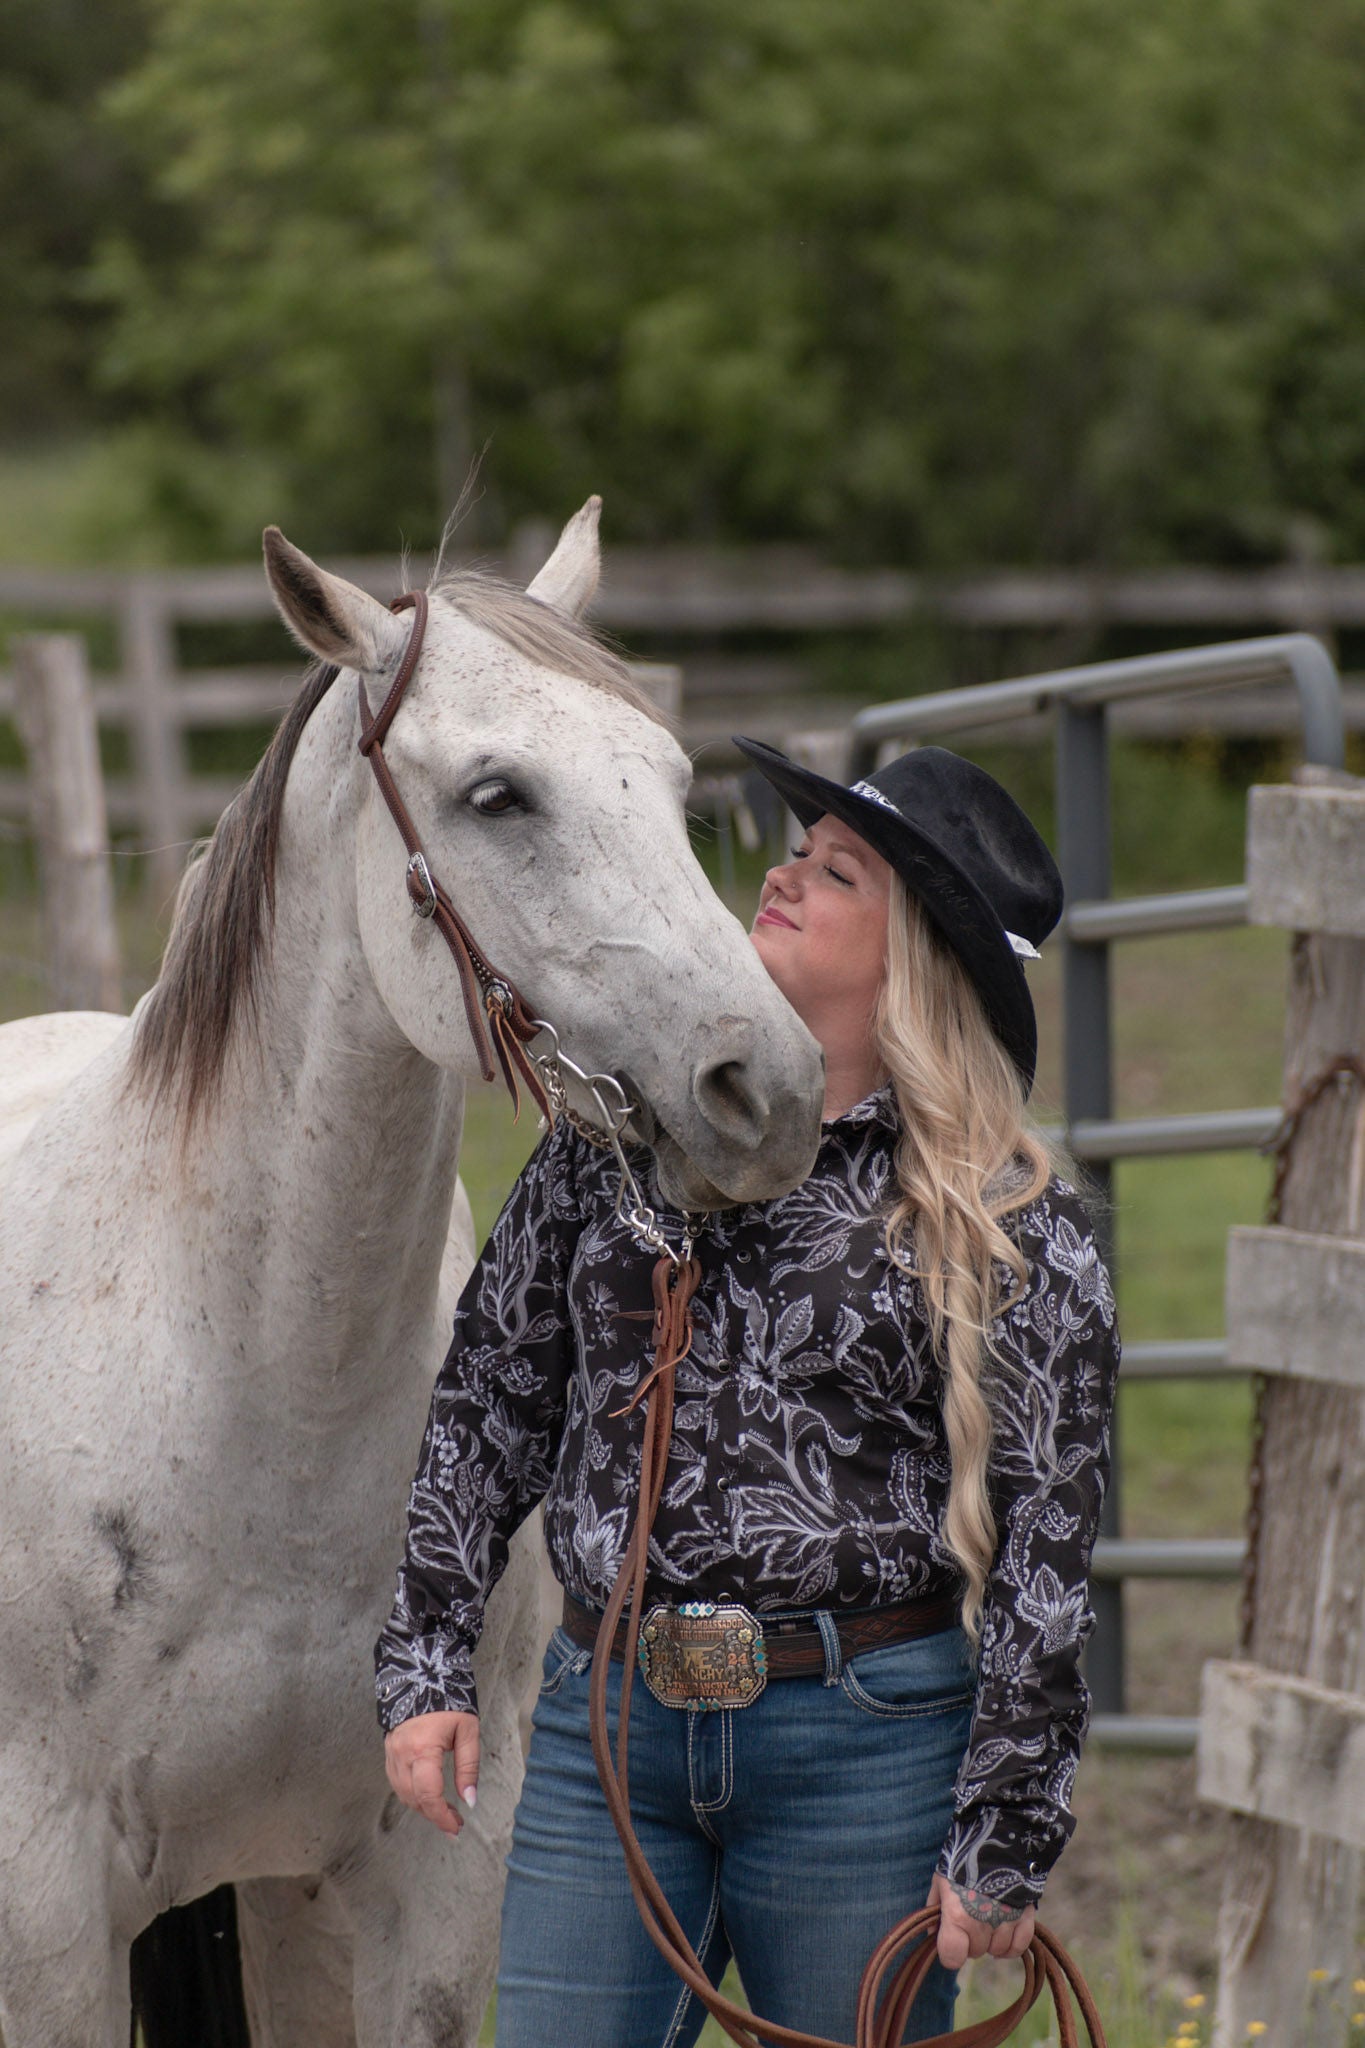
[428,568,667,727]
[126,568,664,1132]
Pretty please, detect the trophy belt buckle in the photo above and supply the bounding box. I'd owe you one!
[636,1600,768,1710]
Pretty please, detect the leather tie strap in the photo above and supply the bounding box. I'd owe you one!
[588,1257,1110,2048]
[353,591,551,1121]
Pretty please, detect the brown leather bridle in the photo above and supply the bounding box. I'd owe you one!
[354,590,551,1120]
[362,592,1108,2048]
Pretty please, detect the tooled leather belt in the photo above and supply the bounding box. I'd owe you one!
[562,1587,959,1700]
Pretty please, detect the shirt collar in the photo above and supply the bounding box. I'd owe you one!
[824,1081,900,1133]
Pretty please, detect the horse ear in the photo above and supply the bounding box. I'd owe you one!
[263,528,409,674]
[525,496,602,619]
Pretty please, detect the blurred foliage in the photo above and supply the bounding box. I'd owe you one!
[0,0,169,435]
[7,0,1365,565]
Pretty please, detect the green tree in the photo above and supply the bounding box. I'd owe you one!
[0,0,162,436]
[87,0,1365,563]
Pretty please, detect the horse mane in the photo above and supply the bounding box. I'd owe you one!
[126,570,662,1130]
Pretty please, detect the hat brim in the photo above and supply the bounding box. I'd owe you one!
[734,737,1039,1091]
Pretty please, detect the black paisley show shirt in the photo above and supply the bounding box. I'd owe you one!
[375,1088,1119,1907]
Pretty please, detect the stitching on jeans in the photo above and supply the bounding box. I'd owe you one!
[686,1714,730,1842]
[837,1670,975,1719]
[660,1858,723,2048]
[536,1628,580,1699]
[691,1709,733,1826]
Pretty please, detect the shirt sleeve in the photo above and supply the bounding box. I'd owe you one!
[936,1182,1120,1909]
[373,1116,585,1733]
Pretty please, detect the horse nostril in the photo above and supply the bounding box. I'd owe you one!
[692,1058,767,1146]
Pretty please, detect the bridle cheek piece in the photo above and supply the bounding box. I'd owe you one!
[350,589,551,1121]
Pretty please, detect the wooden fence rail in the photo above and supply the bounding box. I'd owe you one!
[1198,768,1365,2046]
[5,546,1365,893]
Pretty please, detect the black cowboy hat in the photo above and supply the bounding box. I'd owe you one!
[733,737,1063,1092]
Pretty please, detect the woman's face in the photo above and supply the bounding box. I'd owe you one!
[749,813,892,1034]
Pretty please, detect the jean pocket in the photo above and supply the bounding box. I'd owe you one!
[538,1625,593,1698]
[839,1629,976,1719]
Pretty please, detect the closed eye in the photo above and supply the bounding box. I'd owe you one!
[790,846,852,886]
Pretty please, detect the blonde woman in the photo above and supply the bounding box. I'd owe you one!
[376,741,1119,2046]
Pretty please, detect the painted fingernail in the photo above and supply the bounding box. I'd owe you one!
[461,1785,477,1810]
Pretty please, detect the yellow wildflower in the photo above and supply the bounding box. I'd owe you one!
[1184,1996,1207,2012]
[1246,2026,1267,2039]
[1355,1981,1365,1996]
[1309,1969,1330,1984]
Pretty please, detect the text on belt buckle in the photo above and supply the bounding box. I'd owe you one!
[636,1600,768,1710]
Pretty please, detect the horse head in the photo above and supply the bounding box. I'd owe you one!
[262,501,824,1209]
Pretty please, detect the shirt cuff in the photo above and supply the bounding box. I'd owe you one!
[374,1633,479,1734]
[936,1805,1074,1911]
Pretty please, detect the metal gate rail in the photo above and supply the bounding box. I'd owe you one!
[849,633,1345,1752]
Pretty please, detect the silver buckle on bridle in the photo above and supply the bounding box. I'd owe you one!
[406,851,438,919]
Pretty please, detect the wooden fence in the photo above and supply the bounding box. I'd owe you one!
[1196,767,1365,2044]
[5,546,1365,894]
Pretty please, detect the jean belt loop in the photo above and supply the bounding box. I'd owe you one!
[814,1609,843,1686]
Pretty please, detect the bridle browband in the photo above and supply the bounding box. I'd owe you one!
[354,589,551,1121]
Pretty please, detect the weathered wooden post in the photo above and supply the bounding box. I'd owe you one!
[12,632,122,1013]
[1198,765,1365,2046]
[120,575,188,902]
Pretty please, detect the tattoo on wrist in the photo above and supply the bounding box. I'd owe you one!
[947,1880,1024,1929]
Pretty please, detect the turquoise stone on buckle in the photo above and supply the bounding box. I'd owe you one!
[636,1600,769,1710]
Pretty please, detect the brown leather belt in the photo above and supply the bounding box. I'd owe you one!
[562,1587,959,1692]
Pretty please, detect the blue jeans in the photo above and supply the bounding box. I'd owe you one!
[495,1616,974,2048]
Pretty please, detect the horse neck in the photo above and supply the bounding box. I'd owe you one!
[175,688,468,1386]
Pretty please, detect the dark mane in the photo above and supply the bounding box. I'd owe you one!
[127,571,659,1129]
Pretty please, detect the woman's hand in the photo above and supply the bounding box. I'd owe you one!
[927,1871,1035,1971]
[383,1710,480,1836]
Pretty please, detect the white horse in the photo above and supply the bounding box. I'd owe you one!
[0,501,824,2048]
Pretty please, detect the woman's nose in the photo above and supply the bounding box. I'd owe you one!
[764,859,798,896]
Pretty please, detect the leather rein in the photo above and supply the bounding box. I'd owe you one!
[364,592,1109,2048]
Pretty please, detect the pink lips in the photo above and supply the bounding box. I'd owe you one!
[756,906,797,930]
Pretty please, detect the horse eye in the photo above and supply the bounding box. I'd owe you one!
[468,780,521,816]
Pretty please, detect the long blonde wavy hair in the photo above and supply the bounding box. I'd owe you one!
[873,876,1053,1644]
